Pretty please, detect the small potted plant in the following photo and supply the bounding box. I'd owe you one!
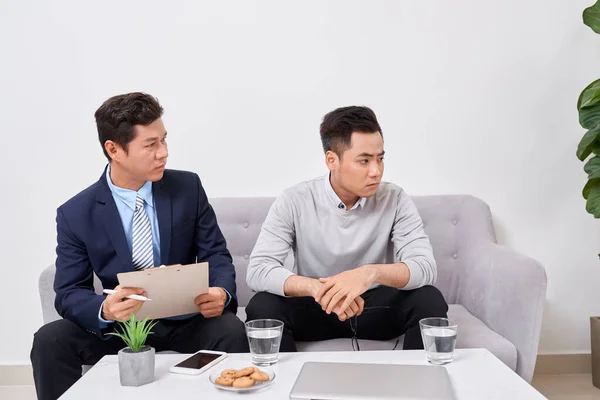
[107,314,158,387]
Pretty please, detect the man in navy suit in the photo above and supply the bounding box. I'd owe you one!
[30,92,249,400]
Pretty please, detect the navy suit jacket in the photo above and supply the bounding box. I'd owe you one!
[54,168,237,337]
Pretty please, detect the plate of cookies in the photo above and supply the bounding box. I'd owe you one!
[210,365,275,392]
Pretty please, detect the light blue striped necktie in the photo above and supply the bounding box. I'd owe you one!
[131,194,154,270]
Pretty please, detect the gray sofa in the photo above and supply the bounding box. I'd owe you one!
[38,195,546,382]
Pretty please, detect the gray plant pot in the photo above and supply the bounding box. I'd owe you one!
[592,317,600,389]
[118,345,155,387]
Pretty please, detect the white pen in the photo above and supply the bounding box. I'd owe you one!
[102,289,152,302]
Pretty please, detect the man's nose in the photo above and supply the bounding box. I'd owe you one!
[369,163,381,177]
[157,143,168,159]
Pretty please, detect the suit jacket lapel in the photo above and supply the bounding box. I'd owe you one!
[154,180,172,265]
[96,170,133,271]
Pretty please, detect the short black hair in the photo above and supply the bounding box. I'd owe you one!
[95,92,164,161]
[320,106,382,158]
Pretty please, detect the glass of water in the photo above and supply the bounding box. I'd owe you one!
[245,319,284,366]
[419,317,458,365]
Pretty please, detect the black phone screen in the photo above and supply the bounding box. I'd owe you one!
[174,352,221,369]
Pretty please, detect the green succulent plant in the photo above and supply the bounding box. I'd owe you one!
[106,314,158,352]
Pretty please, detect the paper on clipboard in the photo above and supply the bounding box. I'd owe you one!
[116,262,208,319]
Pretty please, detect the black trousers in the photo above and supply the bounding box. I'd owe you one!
[30,311,249,400]
[245,285,448,352]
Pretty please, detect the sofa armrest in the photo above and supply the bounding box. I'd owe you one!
[457,243,547,382]
[38,263,107,327]
[39,264,61,324]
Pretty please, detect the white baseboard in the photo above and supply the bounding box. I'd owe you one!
[0,365,33,386]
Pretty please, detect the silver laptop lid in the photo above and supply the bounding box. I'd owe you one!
[289,362,455,400]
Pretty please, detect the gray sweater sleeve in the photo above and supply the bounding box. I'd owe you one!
[246,193,295,296]
[392,190,438,289]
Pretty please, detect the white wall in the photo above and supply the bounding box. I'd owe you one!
[0,0,597,364]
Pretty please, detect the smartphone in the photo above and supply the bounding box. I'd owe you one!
[169,350,228,375]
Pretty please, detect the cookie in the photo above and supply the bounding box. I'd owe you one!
[220,369,238,378]
[232,376,255,388]
[215,376,234,386]
[250,370,270,382]
[235,367,255,378]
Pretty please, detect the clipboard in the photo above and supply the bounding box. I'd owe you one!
[116,262,209,319]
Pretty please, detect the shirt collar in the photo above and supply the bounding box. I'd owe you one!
[105,164,154,211]
[324,173,366,211]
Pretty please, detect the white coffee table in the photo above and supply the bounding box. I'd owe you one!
[59,349,545,399]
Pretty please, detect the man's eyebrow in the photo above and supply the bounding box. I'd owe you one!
[143,131,167,142]
[357,151,385,157]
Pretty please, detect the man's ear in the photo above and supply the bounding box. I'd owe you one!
[325,150,339,172]
[104,140,120,161]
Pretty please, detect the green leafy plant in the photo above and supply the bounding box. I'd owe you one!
[106,314,158,352]
[578,1,600,217]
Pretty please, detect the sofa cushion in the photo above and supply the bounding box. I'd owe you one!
[238,304,517,371]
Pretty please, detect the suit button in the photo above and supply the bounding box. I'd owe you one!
[243,222,249,228]
[243,255,249,260]
[452,253,458,259]
[452,219,458,225]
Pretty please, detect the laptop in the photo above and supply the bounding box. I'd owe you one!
[289,362,456,400]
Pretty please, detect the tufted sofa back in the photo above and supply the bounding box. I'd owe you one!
[210,195,497,307]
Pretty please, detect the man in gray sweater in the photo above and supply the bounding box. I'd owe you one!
[245,106,448,351]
